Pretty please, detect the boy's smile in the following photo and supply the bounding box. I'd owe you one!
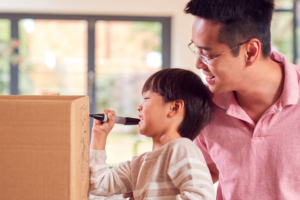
[137,90,171,138]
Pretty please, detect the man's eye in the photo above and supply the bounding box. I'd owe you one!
[202,54,211,58]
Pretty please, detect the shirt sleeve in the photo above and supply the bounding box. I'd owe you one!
[194,133,214,164]
[89,149,133,197]
[167,140,216,200]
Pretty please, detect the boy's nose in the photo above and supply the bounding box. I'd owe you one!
[137,104,142,112]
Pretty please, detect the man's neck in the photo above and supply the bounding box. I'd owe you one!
[235,57,284,123]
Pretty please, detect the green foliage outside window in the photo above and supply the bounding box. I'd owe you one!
[18,20,35,95]
[0,19,11,94]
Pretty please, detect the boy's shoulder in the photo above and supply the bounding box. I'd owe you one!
[165,138,206,167]
[167,137,195,148]
[132,138,202,164]
[165,138,202,156]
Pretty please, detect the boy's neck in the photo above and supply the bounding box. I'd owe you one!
[152,131,182,151]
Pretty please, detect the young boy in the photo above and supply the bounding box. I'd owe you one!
[90,68,215,200]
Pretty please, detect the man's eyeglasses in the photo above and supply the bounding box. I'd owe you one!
[188,40,250,66]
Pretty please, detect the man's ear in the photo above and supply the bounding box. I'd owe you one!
[245,39,260,67]
[168,100,184,117]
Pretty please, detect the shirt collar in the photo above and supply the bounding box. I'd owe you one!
[212,51,299,111]
[270,51,299,107]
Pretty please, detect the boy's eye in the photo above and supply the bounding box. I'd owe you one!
[143,97,149,100]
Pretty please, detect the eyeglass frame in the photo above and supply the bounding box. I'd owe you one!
[188,40,250,66]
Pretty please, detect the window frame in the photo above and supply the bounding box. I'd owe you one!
[274,0,299,64]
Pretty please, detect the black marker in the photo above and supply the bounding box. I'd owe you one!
[89,114,140,125]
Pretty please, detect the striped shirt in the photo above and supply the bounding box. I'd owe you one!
[90,138,215,200]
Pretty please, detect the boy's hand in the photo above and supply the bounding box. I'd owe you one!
[90,109,116,150]
[123,192,134,200]
[92,109,116,138]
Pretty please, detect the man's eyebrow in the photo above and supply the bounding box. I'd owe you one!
[191,40,213,51]
[197,45,212,51]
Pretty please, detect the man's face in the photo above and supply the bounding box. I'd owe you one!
[191,17,246,93]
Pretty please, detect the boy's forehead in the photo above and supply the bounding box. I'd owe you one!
[142,90,152,95]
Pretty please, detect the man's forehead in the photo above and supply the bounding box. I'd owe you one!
[192,17,221,48]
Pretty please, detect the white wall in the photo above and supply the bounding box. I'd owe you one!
[0,0,200,75]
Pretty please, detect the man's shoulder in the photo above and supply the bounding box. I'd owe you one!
[294,63,300,77]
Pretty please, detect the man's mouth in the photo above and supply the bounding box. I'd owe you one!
[205,74,215,83]
[206,75,215,79]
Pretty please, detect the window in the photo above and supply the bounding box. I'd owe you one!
[18,19,88,95]
[0,13,171,167]
[95,21,162,165]
[0,19,11,95]
[272,0,300,64]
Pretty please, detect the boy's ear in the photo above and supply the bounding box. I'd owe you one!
[168,100,184,117]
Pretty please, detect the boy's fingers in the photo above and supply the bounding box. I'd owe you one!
[107,113,115,125]
[123,192,133,198]
[101,109,109,114]
[109,110,116,116]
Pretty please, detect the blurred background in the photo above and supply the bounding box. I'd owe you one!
[0,0,299,198]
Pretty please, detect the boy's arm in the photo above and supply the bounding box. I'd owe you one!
[168,140,215,200]
[90,150,133,196]
[90,109,115,150]
[90,109,133,196]
[90,134,108,150]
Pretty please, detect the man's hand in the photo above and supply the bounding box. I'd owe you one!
[123,192,134,200]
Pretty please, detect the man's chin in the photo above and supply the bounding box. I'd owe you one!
[208,85,227,94]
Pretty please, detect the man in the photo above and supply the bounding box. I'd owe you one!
[185,0,300,199]
[123,0,300,199]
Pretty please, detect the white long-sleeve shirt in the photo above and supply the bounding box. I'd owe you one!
[90,138,215,200]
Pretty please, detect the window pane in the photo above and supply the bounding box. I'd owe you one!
[19,19,88,95]
[0,19,11,95]
[95,21,162,166]
[271,12,293,62]
[275,0,293,9]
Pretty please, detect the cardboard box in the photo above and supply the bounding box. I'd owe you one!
[0,95,90,200]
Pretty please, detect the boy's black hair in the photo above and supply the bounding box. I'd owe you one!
[184,0,275,58]
[142,68,212,141]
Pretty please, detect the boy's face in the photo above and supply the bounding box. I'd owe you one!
[138,90,172,137]
[192,17,247,93]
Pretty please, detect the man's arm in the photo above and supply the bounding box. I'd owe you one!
[207,163,219,184]
[194,134,219,184]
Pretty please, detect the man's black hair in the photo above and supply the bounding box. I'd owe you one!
[142,68,212,141]
[184,0,275,57]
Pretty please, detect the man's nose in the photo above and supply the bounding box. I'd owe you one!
[195,57,208,70]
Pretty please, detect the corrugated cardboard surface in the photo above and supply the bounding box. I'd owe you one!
[0,95,90,200]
